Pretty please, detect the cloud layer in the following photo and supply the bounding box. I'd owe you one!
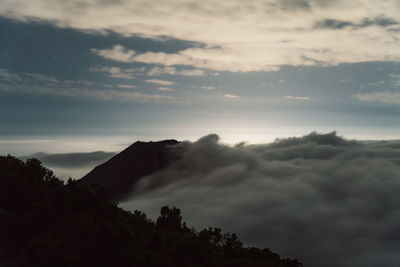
[0,69,176,102]
[26,151,116,168]
[353,91,400,104]
[1,0,400,72]
[22,151,117,180]
[121,132,400,267]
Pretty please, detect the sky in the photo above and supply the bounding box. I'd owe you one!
[1,0,400,154]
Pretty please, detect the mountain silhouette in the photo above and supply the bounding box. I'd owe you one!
[79,139,179,201]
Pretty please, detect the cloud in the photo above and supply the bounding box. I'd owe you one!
[91,65,205,78]
[0,68,91,88]
[285,95,311,100]
[24,151,116,168]
[353,91,400,104]
[92,45,281,72]
[128,47,279,72]
[224,93,239,99]
[0,139,54,144]
[0,69,176,102]
[24,72,59,83]
[120,132,400,267]
[147,66,205,76]
[158,87,173,92]
[178,69,206,76]
[91,44,136,62]
[200,86,215,90]
[145,79,175,86]
[21,151,117,180]
[146,66,177,76]
[2,0,400,72]
[117,84,136,89]
[389,74,400,86]
[89,65,136,80]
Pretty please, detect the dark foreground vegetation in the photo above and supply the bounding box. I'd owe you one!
[0,155,303,267]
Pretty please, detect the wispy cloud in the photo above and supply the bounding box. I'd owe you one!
[117,84,136,89]
[89,65,136,80]
[224,93,239,99]
[91,45,278,72]
[24,72,59,83]
[91,45,136,63]
[0,69,176,102]
[200,86,215,90]
[178,69,205,76]
[0,139,55,144]
[91,65,205,78]
[147,66,205,76]
[285,95,311,100]
[24,151,117,168]
[145,79,175,86]
[158,87,173,92]
[353,91,400,104]
[389,74,400,86]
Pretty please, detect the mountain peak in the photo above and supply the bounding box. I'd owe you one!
[79,139,179,201]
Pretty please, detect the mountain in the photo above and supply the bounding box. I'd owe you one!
[79,139,179,201]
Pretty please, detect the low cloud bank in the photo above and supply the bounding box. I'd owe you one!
[121,132,400,267]
[27,151,116,168]
[23,151,116,180]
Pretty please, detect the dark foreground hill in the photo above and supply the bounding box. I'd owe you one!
[80,140,179,201]
[0,155,303,267]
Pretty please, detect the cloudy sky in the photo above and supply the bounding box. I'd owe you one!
[1,0,400,153]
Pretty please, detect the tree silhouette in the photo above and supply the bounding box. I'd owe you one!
[0,155,303,267]
[156,206,184,232]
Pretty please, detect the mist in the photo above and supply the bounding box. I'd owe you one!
[22,151,116,180]
[120,132,400,267]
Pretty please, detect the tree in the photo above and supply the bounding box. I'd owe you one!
[156,206,183,232]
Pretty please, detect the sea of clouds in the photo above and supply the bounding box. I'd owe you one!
[120,132,400,267]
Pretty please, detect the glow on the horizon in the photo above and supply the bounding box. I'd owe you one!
[2,124,399,157]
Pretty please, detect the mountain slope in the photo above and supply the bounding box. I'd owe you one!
[79,139,179,201]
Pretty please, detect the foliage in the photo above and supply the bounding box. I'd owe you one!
[0,155,303,267]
